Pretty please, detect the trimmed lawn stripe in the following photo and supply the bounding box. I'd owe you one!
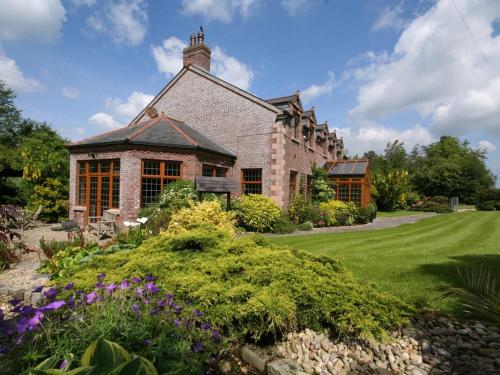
[270,212,500,316]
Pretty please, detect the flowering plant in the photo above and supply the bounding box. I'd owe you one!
[0,274,223,374]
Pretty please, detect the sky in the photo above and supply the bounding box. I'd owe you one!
[1,0,499,183]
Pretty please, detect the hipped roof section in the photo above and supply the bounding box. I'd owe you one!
[66,114,236,158]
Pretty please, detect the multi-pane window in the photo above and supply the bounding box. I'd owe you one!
[335,183,362,206]
[306,175,312,199]
[77,160,120,220]
[299,174,307,196]
[289,171,297,200]
[350,185,361,205]
[241,169,262,195]
[141,160,181,207]
[202,164,227,177]
[338,185,349,202]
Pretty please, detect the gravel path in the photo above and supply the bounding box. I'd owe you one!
[268,212,437,237]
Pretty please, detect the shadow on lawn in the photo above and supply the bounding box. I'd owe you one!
[418,253,500,318]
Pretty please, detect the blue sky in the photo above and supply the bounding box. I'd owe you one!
[1,0,499,183]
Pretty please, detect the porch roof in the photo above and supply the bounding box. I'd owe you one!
[67,114,236,158]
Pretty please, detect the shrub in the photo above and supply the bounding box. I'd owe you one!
[318,200,356,226]
[234,194,281,232]
[311,165,335,204]
[288,195,315,224]
[476,201,497,211]
[170,226,225,251]
[412,197,453,213]
[166,200,236,235]
[354,207,372,224]
[28,177,68,222]
[157,180,198,211]
[61,230,412,342]
[297,221,314,231]
[372,170,411,211]
[1,275,221,374]
[368,202,378,222]
[271,216,297,234]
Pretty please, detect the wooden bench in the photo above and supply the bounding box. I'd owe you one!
[88,210,118,240]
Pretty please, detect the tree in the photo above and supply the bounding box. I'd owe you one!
[412,136,495,203]
[311,164,334,203]
[383,140,408,172]
[372,170,411,211]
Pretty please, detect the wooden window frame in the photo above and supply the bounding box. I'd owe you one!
[77,159,120,221]
[289,171,297,200]
[202,164,228,177]
[333,177,363,206]
[241,168,262,195]
[141,160,182,207]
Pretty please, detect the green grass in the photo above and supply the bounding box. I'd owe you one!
[376,210,423,217]
[270,212,500,316]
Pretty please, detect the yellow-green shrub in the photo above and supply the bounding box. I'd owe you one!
[60,229,412,342]
[234,194,281,232]
[318,200,356,226]
[165,200,236,235]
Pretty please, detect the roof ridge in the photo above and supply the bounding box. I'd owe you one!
[127,117,160,141]
[163,116,199,147]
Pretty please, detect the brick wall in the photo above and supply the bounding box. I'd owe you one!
[69,148,232,227]
[135,69,335,209]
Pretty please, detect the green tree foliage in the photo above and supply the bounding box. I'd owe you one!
[372,170,411,211]
[411,136,495,203]
[0,81,70,217]
[311,164,334,203]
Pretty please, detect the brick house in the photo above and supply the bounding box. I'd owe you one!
[67,32,347,226]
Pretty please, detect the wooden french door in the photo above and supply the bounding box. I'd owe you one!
[77,160,120,223]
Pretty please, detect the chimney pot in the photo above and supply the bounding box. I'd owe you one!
[183,31,211,72]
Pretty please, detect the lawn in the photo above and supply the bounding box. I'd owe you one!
[270,212,500,316]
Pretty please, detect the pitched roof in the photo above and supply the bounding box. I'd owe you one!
[67,114,236,158]
[325,160,369,176]
[265,93,303,111]
[130,65,282,125]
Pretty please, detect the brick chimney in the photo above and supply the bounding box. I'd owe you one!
[183,29,211,72]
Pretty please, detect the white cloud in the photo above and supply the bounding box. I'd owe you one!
[105,91,154,118]
[336,123,433,156]
[180,0,259,23]
[0,0,66,42]
[61,86,80,99]
[301,72,335,104]
[88,112,121,129]
[151,37,186,76]
[87,0,148,46]
[373,2,406,31]
[479,140,496,153]
[0,48,44,93]
[211,46,254,91]
[152,37,254,90]
[280,0,308,16]
[350,0,500,137]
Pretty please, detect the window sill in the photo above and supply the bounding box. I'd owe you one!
[73,206,86,212]
[307,147,315,152]
[291,138,301,144]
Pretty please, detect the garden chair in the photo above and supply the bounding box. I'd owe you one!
[88,210,118,240]
[21,205,44,230]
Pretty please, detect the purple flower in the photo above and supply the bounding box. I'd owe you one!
[59,359,69,370]
[85,291,98,304]
[150,308,159,316]
[174,319,181,327]
[40,300,66,312]
[157,299,166,307]
[146,282,160,294]
[33,285,44,293]
[106,283,117,295]
[28,311,44,331]
[95,281,105,289]
[43,288,58,300]
[211,330,221,342]
[192,341,205,353]
[131,303,140,315]
[165,293,174,300]
[8,299,21,307]
[16,317,29,334]
[136,287,144,298]
[64,282,75,290]
[201,322,212,331]
[145,275,156,282]
[143,339,152,346]
[132,276,141,283]
[175,306,183,315]
[120,279,130,289]
[193,309,203,317]
[67,295,75,309]
[97,273,106,280]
